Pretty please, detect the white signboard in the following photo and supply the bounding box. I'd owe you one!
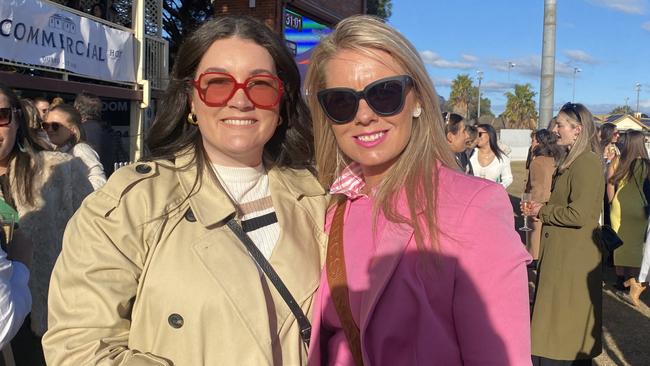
[0,0,135,82]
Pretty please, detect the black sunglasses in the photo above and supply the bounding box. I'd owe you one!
[560,102,582,124]
[0,108,15,127]
[317,75,414,124]
[42,121,61,132]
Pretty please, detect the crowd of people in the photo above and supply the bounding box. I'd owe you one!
[0,13,648,366]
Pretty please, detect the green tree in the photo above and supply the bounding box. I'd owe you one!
[503,84,538,129]
[366,0,393,20]
[610,105,634,115]
[163,0,214,65]
[448,74,474,119]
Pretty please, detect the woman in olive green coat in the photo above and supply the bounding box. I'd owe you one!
[528,103,604,365]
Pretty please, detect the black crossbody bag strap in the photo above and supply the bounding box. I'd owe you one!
[226,219,311,347]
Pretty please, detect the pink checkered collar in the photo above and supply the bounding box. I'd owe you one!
[329,162,369,199]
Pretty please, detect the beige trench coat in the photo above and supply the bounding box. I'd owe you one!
[43,151,329,365]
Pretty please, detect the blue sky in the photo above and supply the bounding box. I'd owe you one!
[388,0,650,116]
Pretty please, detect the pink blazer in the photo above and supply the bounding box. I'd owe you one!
[308,166,532,366]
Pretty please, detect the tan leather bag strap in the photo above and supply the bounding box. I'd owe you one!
[326,200,364,366]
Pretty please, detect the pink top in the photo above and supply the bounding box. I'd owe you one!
[309,163,532,366]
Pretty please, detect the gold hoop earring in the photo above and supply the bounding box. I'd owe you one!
[187,113,198,125]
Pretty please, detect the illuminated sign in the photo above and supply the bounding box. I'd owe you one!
[283,8,331,56]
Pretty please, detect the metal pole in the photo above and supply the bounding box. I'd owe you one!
[636,83,642,114]
[507,62,515,83]
[572,67,581,102]
[477,70,483,120]
[539,0,557,129]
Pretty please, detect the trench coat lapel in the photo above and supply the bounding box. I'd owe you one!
[178,156,327,350]
[359,216,414,336]
[267,168,328,331]
[176,153,274,355]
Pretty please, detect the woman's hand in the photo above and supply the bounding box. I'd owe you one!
[521,200,542,220]
[604,144,618,163]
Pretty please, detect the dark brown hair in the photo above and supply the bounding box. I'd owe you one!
[609,130,650,186]
[0,84,46,205]
[443,112,464,135]
[145,15,314,177]
[532,129,563,162]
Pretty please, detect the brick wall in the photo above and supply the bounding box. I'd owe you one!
[214,0,366,31]
[215,0,279,30]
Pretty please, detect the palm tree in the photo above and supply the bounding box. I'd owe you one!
[449,74,473,119]
[503,84,538,129]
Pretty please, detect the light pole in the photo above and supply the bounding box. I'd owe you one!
[476,70,483,120]
[636,83,642,114]
[507,62,516,82]
[572,67,581,102]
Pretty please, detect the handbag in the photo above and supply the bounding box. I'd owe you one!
[326,200,364,366]
[599,224,623,252]
[226,218,312,348]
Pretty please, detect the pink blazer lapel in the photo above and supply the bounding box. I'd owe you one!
[359,219,414,335]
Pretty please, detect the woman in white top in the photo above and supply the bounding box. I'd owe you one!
[470,123,513,188]
[43,103,107,190]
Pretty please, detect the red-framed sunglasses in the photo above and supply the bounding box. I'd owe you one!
[192,72,284,109]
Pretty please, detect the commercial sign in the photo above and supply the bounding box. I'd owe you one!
[283,8,331,56]
[0,0,135,82]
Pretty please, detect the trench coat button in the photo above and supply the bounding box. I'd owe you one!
[168,313,184,329]
[544,232,549,238]
[184,209,196,222]
[135,164,152,174]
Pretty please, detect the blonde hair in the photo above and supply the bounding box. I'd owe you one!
[304,15,457,252]
[557,103,601,172]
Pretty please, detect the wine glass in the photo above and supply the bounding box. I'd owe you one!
[519,193,533,232]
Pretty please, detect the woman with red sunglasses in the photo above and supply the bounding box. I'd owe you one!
[304,16,531,366]
[43,16,328,365]
[0,84,92,365]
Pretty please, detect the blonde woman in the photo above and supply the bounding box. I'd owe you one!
[528,102,604,365]
[43,103,106,190]
[305,16,531,365]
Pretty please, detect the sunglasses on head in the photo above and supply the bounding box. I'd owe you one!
[317,75,414,124]
[192,72,284,109]
[42,121,61,132]
[0,107,16,127]
[560,102,582,124]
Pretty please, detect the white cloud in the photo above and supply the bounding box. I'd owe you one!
[420,50,440,64]
[563,49,598,65]
[461,54,479,62]
[473,82,515,93]
[419,50,474,70]
[587,0,647,14]
[431,77,453,87]
[643,21,650,31]
[487,56,581,80]
[641,99,650,108]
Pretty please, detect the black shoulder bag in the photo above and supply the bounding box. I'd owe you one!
[226,218,312,347]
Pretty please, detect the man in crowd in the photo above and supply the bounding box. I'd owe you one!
[73,92,126,176]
